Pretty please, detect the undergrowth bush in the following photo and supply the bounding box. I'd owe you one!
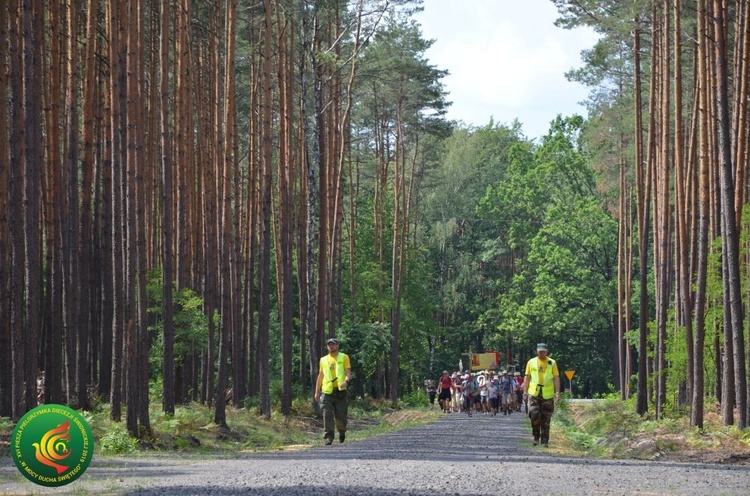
[402,388,427,407]
[100,424,138,454]
[0,417,15,432]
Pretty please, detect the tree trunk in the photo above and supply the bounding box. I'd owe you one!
[258,0,274,418]
[175,0,192,292]
[673,0,694,408]
[713,0,747,429]
[125,0,141,435]
[0,0,11,417]
[216,0,234,428]
[109,0,128,422]
[42,0,64,407]
[77,0,100,413]
[691,0,710,429]
[654,3,670,419]
[159,0,175,416]
[244,34,259,399]
[275,4,295,417]
[9,0,26,421]
[634,15,651,417]
[100,69,114,403]
[301,6,321,395]
[64,0,81,411]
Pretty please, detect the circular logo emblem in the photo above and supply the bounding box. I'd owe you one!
[11,404,94,487]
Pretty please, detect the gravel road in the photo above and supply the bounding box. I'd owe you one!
[1,408,749,495]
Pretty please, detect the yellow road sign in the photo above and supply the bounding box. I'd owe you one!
[564,370,576,381]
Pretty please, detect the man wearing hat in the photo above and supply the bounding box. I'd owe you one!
[523,343,560,446]
[314,338,352,445]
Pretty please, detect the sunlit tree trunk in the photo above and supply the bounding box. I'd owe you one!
[673,0,694,408]
[390,108,404,403]
[617,134,628,399]
[652,3,671,419]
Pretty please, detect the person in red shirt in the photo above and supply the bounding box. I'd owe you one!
[437,370,453,413]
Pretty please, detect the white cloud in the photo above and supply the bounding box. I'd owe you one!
[415,0,599,138]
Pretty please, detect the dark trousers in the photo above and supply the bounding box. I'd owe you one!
[528,394,554,440]
[322,389,348,441]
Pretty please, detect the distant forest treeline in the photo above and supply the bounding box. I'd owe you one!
[0,0,748,435]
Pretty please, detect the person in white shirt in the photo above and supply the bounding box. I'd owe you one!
[499,370,517,415]
[488,376,500,415]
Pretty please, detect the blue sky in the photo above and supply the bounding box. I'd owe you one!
[414,0,599,140]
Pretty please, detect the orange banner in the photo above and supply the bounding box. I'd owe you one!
[470,352,498,371]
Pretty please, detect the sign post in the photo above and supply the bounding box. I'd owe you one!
[564,370,576,398]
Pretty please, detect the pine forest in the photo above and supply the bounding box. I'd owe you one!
[1,0,749,435]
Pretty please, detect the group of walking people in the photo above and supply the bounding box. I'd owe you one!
[312,338,561,449]
[426,343,562,446]
[429,369,523,417]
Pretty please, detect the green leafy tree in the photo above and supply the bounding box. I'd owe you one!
[422,123,529,363]
[482,116,618,394]
[147,271,209,399]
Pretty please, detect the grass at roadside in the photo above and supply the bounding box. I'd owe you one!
[549,397,750,463]
[0,398,443,458]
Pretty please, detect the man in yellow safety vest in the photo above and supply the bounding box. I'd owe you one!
[314,338,352,445]
[523,343,561,446]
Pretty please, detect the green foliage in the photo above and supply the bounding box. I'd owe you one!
[420,123,530,371]
[402,388,428,407]
[665,319,688,407]
[337,320,391,396]
[0,416,15,431]
[552,400,602,452]
[146,269,209,377]
[99,424,139,454]
[479,117,618,394]
[556,397,750,461]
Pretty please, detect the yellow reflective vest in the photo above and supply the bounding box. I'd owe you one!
[527,357,556,399]
[320,353,349,394]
